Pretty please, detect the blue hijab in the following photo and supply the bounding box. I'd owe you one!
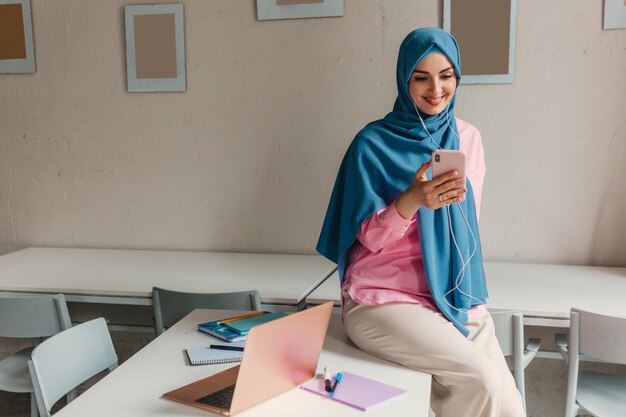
[316,28,488,336]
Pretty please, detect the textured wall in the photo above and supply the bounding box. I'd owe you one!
[0,0,625,266]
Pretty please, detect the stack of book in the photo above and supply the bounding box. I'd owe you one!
[197,311,286,342]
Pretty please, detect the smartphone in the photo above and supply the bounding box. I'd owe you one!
[431,150,466,179]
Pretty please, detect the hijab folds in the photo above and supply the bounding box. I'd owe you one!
[316,28,488,336]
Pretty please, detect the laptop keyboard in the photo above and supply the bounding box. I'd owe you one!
[196,385,235,409]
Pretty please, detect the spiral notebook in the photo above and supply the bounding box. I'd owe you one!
[184,346,243,366]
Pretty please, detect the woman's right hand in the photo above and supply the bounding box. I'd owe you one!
[394,160,466,219]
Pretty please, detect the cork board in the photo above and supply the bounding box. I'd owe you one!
[0,0,35,73]
[124,4,186,92]
[443,0,517,84]
[257,0,343,20]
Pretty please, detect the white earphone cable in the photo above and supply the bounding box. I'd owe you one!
[413,103,481,313]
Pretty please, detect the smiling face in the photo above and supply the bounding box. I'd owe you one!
[408,52,457,116]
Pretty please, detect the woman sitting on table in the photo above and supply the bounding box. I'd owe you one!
[316,28,525,417]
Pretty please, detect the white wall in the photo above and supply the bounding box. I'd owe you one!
[1,0,625,266]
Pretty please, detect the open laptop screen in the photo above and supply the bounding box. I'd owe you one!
[229,302,333,414]
[163,302,333,416]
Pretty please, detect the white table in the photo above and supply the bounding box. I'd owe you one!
[482,262,626,326]
[0,247,337,309]
[306,261,626,327]
[54,309,431,417]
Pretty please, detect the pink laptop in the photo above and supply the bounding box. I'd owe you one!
[163,302,333,415]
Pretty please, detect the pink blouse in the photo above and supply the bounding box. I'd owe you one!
[344,118,487,321]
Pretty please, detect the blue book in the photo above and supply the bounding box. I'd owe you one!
[223,312,287,334]
[197,322,247,342]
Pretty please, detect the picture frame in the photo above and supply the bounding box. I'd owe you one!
[443,0,518,84]
[124,4,186,92]
[0,0,35,74]
[603,0,626,30]
[256,0,343,21]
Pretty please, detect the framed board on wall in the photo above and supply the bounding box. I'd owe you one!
[443,0,518,84]
[604,0,626,30]
[124,4,186,92]
[256,0,343,21]
[0,0,35,73]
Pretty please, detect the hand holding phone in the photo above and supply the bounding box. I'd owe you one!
[395,150,467,217]
[430,149,467,205]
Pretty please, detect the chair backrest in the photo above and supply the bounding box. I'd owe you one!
[28,318,118,417]
[0,293,72,338]
[572,308,626,365]
[489,310,523,357]
[152,287,262,335]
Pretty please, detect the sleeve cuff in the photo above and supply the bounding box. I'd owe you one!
[378,202,415,230]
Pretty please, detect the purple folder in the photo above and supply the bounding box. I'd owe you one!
[300,371,408,411]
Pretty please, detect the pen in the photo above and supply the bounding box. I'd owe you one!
[329,372,342,397]
[215,311,265,325]
[198,312,266,328]
[323,366,332,392]
[210,344,244,352]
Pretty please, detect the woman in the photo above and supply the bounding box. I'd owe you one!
[317,28,525,417]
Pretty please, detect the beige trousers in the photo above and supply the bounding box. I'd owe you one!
[342,287,526,417]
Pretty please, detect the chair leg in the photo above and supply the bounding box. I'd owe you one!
[67,388,78,403]
[30,392,38,417]
[513,370,527,410]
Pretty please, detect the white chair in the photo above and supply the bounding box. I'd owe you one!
[490,310,541,410]
[27,318,118,417]
[0,293,72,417]
[555,308,626,417]
[429,310,540,416]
